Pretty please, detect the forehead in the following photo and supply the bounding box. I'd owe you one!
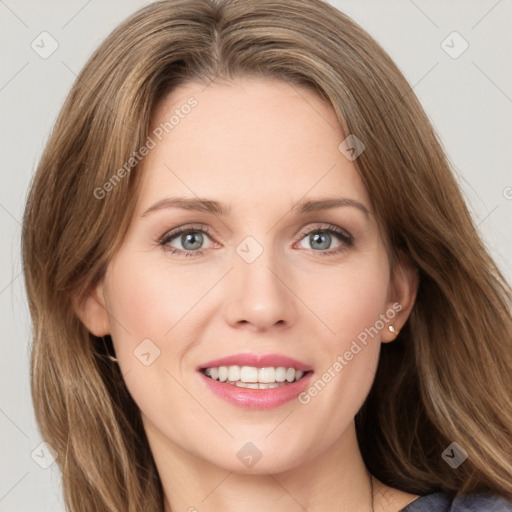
[137,76,371,215]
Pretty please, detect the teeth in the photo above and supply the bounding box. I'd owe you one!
[218,366,228,382]
[228,366,240,382]
[231,381,281,389]
[240,366,258,383]
[275,367,287,382]
[203,365,307,384]
[258,367,275,383]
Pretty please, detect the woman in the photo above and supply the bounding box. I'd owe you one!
[22,0,512,510]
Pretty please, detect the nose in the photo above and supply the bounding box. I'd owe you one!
[222,243,297,332]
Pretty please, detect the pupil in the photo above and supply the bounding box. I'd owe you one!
[183,232,202,250]
[311,232,330,250]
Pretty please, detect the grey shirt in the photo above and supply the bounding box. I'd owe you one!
[401,492,512,511]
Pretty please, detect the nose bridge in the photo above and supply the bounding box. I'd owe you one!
[223,233,295,330]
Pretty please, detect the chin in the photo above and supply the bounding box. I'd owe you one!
[205,440,310,475]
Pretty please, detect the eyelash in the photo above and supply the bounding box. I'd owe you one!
[158,223,354,257]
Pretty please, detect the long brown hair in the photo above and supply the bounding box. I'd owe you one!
[22,0,512,510]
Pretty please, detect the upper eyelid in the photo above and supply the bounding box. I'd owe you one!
[298,223,352,238]
[159,223,211,241]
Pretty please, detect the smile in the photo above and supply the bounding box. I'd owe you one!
[198,353,314,409]
[202,365,309,389]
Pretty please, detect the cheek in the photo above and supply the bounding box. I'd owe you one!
[310,255,391,346]
[104,256,203,343]
[296,280,386,448]
[102,256,203,420]
[298,251,389,410]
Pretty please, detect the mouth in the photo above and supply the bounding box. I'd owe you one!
[197,353,314,409]
[200,365,312,389]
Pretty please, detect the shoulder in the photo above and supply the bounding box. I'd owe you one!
[402,492,512,512]
[451,494,512,512]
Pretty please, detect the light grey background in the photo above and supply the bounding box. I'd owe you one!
[1,1,511,510]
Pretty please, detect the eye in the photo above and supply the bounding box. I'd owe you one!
[159,224,213,256]
[295,224,354,255]
[159,223,354,257]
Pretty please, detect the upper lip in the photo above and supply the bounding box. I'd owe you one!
[198,353,313,372]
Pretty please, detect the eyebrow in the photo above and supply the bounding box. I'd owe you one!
[142,196,370,217]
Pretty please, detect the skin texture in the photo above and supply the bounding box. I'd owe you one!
[76,76,419,511]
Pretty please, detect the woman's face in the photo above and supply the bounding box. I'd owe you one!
[83,76,415,474]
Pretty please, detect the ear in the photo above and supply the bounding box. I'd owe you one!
[72,281,110,337]
[381,252,419,343]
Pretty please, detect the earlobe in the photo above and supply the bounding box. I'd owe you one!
[381,255,419,343]
[72,282,110,337]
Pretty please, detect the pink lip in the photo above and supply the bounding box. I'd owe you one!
[199,371,314,409]
[197,352,314,409]
[197,353,313,372]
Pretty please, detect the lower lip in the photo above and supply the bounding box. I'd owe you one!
[199,371,314,409]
